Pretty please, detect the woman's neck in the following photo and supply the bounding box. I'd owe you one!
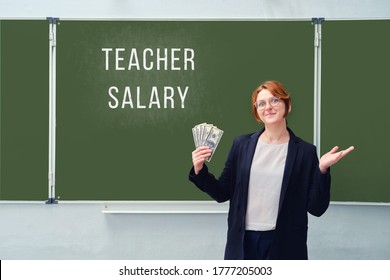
[260,124,289,144]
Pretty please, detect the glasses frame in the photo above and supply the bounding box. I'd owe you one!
[253,97,281,110]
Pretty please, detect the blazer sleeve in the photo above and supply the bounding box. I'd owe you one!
[307,146,331,217]
[188,137,238,203]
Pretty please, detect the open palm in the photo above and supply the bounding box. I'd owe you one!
[319,146,355,173]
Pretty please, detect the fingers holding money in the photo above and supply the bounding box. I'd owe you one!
[191,123,224,174]
[192,123,224,161]
[192,146,212,175]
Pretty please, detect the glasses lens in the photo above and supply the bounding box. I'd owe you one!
[257,102,263,109]
[270,98,279,106]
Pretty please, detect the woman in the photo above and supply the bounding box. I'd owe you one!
[189,80,354,260]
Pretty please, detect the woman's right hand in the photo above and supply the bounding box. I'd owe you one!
[192,146,212,175]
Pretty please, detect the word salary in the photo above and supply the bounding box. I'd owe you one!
[108,86,189,109]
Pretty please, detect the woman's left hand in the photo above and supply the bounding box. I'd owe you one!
[319,146,355,174]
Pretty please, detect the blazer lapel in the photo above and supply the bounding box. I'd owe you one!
[278,128,299,214]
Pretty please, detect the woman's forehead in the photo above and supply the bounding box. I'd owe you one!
[257,89,274,100]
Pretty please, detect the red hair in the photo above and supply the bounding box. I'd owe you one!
[251,80,291,123]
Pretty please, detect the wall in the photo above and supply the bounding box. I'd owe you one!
[0,202,389,260]
[1,0,390,19]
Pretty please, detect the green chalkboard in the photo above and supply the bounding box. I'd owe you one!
[0,21,49,200]
[322,21,390,202]
[1,20,314,200]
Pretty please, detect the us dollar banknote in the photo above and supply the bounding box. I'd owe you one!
[192,123,223,161]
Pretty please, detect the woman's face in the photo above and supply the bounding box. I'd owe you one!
[255,89,288,126]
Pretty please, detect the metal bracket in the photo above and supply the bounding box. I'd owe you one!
[45,197,58,204]
[311,17,325,25]
[46,17,60,24]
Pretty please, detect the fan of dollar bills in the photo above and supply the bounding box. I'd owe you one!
[192,123,224,162]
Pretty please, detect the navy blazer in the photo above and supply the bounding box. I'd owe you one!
[189,128,331,260]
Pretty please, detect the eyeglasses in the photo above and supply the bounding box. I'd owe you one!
[254,97,281,110]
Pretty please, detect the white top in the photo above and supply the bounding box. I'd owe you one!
[245,139,288,231]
